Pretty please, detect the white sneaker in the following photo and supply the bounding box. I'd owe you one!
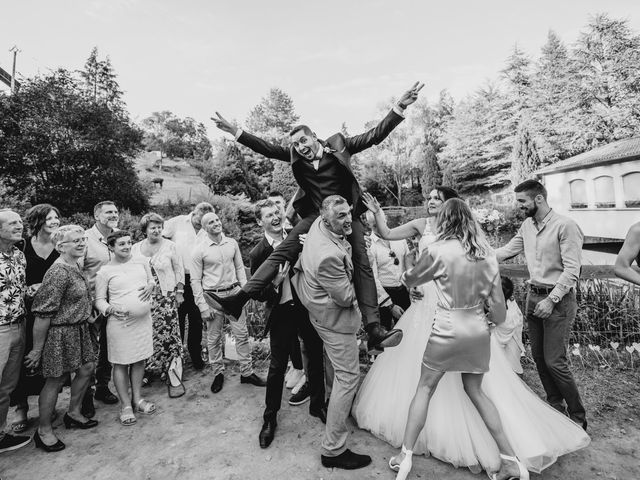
[291,374,307,394]
[286,368,304,389]
[283,363,294,385]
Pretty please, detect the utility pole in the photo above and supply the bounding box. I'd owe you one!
[9,45,20,93]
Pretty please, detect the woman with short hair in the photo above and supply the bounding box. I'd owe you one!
[10,204,60,434]
[132,213,185,395]
[25,225,98,452]
[94,230,156,426]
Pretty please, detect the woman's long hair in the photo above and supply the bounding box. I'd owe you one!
[435,198,491,261]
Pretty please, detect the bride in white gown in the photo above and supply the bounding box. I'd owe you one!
[352,189,590,476]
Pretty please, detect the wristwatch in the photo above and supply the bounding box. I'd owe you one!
[549,294,560,304]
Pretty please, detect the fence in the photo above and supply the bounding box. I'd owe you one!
[501,264,640,368]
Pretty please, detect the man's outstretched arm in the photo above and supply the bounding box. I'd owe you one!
[345,81,424,155]
[211,111,290,162]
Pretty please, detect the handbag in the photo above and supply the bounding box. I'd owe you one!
[167,356,186,398]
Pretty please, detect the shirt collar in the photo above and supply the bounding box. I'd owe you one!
[0,245,20,260]
[533,209,554,230]
[206,233,228,246]
[264,231,286,246]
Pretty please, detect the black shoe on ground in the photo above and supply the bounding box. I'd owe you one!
[81,390,96,419]
[0,434,31,453]
[309,406,327,424]
[33,430,65,453]
[210,373,224,393]
[321,449,372,470]
[289,382,311,406]
[207,291,248,319]
[240,373,266,387]
[95,385,118,404]
[258,419,277,449]
[365,322,403,354]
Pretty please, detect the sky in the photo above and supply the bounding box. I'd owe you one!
[3,0,640,140]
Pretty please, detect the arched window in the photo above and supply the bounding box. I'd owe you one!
[569,179,587,209]
[622,171,640,207]
[593,175,615,208]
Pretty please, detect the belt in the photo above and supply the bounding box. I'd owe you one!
[529,284,554,294]
[206,282,239,294]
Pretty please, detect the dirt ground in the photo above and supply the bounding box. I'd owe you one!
[2,361,640,480]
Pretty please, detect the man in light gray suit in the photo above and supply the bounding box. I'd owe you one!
[293,195,371,470]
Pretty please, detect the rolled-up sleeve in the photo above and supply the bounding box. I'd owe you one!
[551,221,583,299]
[190,247,208,313]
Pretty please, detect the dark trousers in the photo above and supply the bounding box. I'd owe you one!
[379,286,411,330]
[526,290,586,423]
[244,213,380,324]
[178,274,204,369]
[95,318,111,387]
[290,334,303,370]
[263,301,324,422]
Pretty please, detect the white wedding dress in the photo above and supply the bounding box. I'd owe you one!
[352,224,590,474]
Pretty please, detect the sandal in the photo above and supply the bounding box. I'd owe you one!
[11,418,29,434]
[120,406,137,426]
[135,399,156,415]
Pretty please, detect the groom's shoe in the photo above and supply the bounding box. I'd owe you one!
[365,323,403,354]
[207,290,249,319]
[321,449,372,470]
[259,418,277,448]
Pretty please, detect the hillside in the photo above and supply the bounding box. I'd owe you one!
[134,152,211,205]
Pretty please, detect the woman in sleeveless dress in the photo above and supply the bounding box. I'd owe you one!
[355,194,590,479]
[94,231,156,426]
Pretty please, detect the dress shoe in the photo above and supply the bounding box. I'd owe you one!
[320,449,372,470]
[240,373,266,387]
[365,322,403,354]
[63,413,99,430]
[258,419,277,448]
[81,390,96,419]
[289,382,311,406]
[95,386,119,404]
[309,406,327,424]
[207,291,248,319]
[33,430,65,453]
[210,373,224,393]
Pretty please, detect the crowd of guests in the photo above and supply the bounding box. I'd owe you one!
[0,181,639,479]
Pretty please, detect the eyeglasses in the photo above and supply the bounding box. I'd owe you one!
[389,250,399,266]
[59,236,88,245]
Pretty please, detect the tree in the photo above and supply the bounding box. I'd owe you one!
[208,88,300,201]
[140,111,211,164]
[420,144,443,197]
[78,47,123,109]
[0,69,149,214]
[510,123,541,185]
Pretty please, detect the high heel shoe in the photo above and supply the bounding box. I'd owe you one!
[487,453,529,480]
[33,430,65,452]
[63,413,98,429]
[389,445,413,480]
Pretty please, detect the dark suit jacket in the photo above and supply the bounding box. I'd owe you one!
[238,109,404,217]
[249,235,301,334]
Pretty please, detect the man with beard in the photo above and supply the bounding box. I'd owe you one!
[496,180,587,431]
[293,196,370,470]
[251,199,325,448]
[210,82,424,353]
[81,201,121,416]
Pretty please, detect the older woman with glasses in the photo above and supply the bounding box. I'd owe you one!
[24,225,98,452]
[95,231,155,426]
[10,204,61,434]
[132,213,185,395]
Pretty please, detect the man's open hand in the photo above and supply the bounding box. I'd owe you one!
[211,111,238,136]
[397,81,425,108]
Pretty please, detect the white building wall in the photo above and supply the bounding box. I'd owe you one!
[542,159,640,240]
